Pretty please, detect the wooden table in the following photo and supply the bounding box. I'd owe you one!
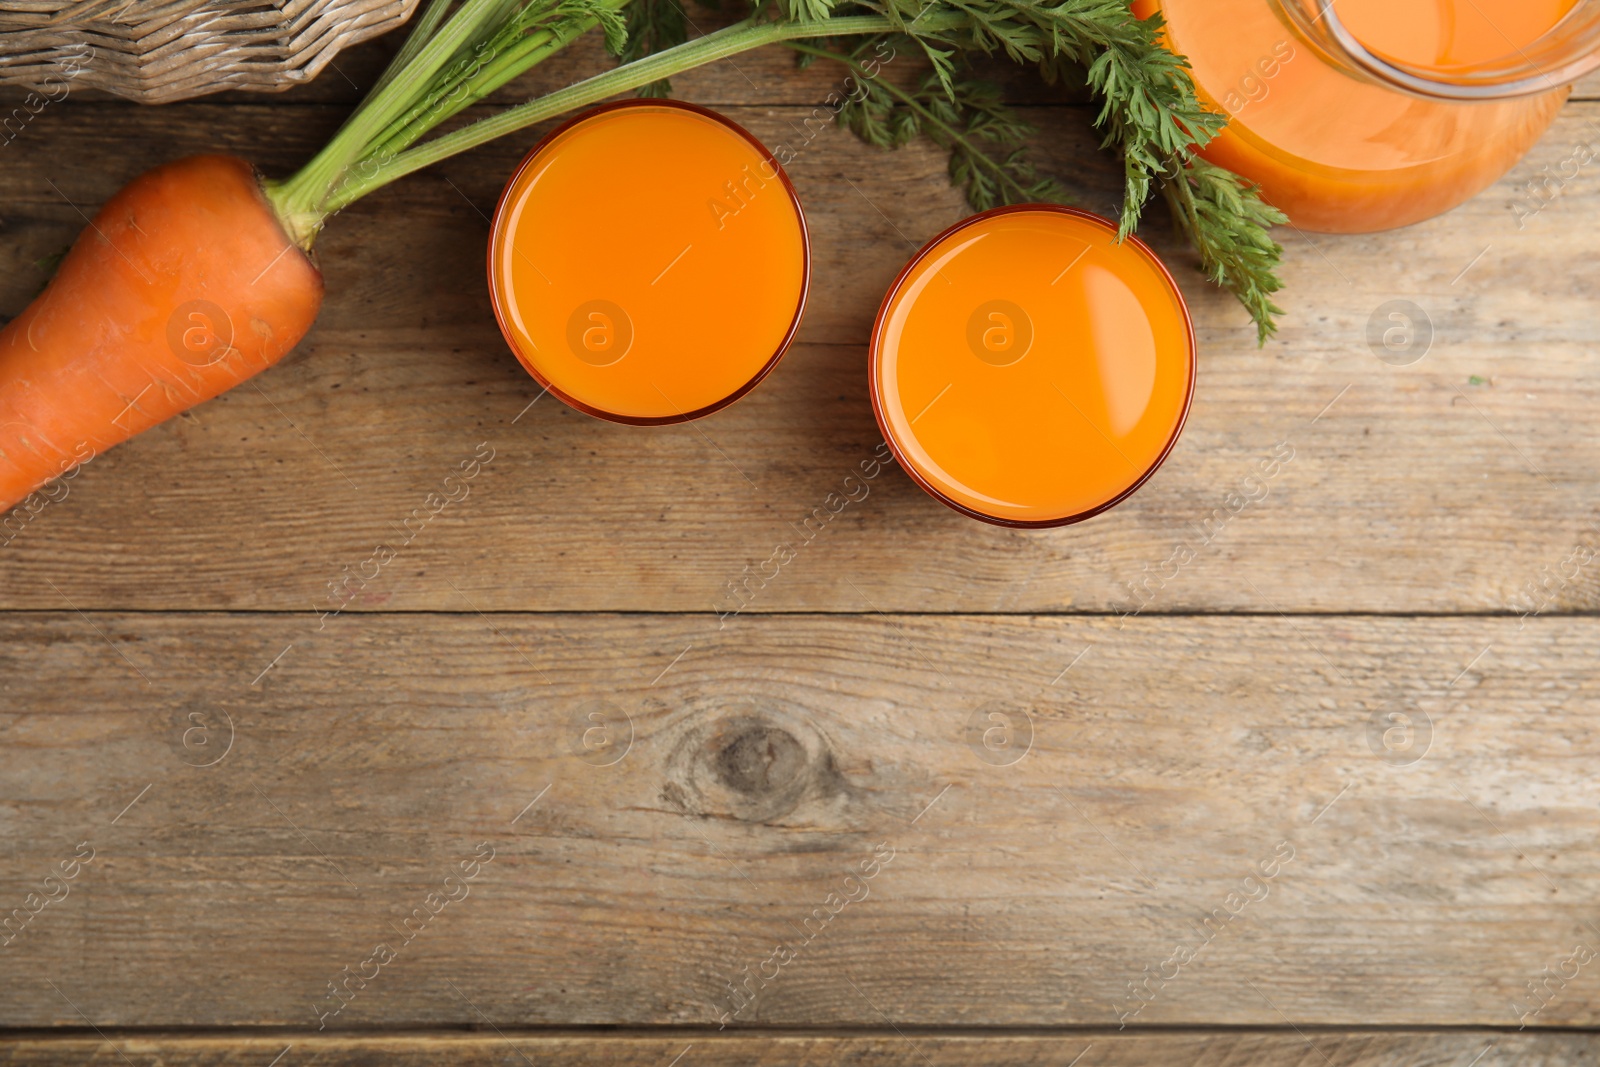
[3,17,1599,1065]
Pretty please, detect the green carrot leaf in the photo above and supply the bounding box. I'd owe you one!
[1161,154,1287,344]
[620,0,690,94]
[278,0,1285,337]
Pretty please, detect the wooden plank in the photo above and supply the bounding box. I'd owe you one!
[1,1030,1595,1066]
[2,98,1599,614]
[0,5,1093,110]
[1,612,1596,1028]
[2,9,1592,110]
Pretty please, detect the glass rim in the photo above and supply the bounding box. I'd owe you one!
[486,98,811,427]
[867,203,1198,530]
[1272,0,1600,100]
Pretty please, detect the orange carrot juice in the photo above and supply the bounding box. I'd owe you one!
[1137,0,1574,231]
[1336,0,1581,70]
[871,206,1194,528]
[488,101,808,423]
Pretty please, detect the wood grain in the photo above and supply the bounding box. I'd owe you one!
[3,2,1595,108]
[1,89,1597,614]
[0,5,1094,109]
[1,1030,1594,1066]
[3,22,1598,1047]
[1,612,1596,1028]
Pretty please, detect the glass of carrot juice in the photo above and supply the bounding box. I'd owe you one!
[488,100,809,423]
[870,205,1196,528]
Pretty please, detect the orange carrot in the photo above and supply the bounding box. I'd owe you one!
[0,155,322,512]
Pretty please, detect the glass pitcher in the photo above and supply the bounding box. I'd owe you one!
[1135,0,1600,232]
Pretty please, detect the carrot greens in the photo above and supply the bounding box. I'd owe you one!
[263,0,1286,339]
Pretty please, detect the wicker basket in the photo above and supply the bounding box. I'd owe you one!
[0,0,418,103]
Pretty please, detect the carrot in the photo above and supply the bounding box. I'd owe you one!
[0,155,321,511]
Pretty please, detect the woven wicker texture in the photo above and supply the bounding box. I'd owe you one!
[0,0,418,103]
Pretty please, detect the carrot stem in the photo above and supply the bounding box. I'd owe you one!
[360,12,591,165]
[367,0,459,98]
[264,0,964,245]
[318,12,960,213]
[265,0,548,243]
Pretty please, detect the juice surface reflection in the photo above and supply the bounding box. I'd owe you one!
[1140,0,1572,231]
[1338,0,1580,70]
[871,208,1194,527]
[488,102,807,422]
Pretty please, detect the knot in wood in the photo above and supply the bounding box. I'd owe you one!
[712,723,807,798]
[662,705,843,824]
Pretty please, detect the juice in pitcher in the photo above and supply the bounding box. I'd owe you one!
[1137,0,1583,231]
